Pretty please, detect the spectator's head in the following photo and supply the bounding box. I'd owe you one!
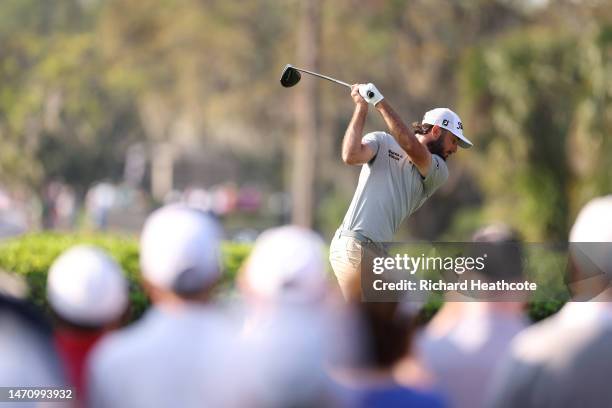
[240,225,328,305]
[47,245,128,329]
[337,274,411,370]
[140,204,222,303]
[568,195,612,299]
[351,300,412,371]
[471,223,524,282]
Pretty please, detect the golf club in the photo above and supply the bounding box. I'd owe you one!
[280,64,374,98]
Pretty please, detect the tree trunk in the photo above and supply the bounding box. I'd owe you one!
[291,0,321,227]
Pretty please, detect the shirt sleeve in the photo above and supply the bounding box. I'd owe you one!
[362,132,383,161]
[422,154,449,196]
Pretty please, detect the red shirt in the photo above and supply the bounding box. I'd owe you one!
[54,329,105,400]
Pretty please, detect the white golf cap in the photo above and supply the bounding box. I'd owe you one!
[244,226,328,303]
[569,195,612,276]
[47,245,128,326]
[140,205,222,294]
[422,107,473,148]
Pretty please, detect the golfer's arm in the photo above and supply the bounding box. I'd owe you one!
[375,100,431,174]
[342,104,375,165]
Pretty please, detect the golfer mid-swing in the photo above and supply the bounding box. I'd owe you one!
[329,83,473,297]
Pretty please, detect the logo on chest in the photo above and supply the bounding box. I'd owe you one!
[388,149,403,161]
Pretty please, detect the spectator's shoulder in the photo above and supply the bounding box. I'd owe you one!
[89,332,127,372]
[88,317,149,373]
[508,316,563,364]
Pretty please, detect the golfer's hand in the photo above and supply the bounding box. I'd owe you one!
[351,84,369,108]
[358,83,384,107]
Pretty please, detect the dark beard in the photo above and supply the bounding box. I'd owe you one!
[427,137,446,161]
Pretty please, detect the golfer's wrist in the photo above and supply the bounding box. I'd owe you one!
[355,102,368,112]
[375,99,387,111]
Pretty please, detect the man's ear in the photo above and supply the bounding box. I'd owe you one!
[431,125,443,140]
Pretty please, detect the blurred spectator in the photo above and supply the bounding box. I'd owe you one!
[0,186,37,236]
[0,187,11,210]
[0,294,66,406]
[236,186,262,213]
[267,191,292,223]
[86,182,116,230]
[238,225,350,407]
[413,224,528,408]
[55,185,76,230]
[0,208,27,238]
[210,183,237,216]
[42,181,62,230]
[486,196,612,408]
[332,282,447,408]
[183,187,212,212]
[87,205,239,408]
[47,245,129,400]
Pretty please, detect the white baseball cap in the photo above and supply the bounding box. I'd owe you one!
[243,226,328,303]
[569,195,612,277]
[422,107,473,148]
[47,245,128,326]
[140,205,222,294]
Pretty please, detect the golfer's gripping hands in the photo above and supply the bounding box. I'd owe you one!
[358,83,384,106]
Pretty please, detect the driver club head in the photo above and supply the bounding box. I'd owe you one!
[280,64,301,88]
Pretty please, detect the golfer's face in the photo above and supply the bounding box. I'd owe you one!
[441,133,459,159]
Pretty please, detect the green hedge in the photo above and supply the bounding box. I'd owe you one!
[0,233,565,322]
[0,233,252,319]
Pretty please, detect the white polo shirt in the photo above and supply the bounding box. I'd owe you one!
[87,305,242,408]
[340,132,449,242]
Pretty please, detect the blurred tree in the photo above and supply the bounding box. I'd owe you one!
[0,0,142,193]
[570,24,612,216]
[459,30,581,240]
[97,0,301,149]
[459,17,612,241]
[291,0,321,227]
[34,34,143,193]
[97,0,298,198]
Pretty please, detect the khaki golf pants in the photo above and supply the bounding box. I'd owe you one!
[329,233,387,299]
